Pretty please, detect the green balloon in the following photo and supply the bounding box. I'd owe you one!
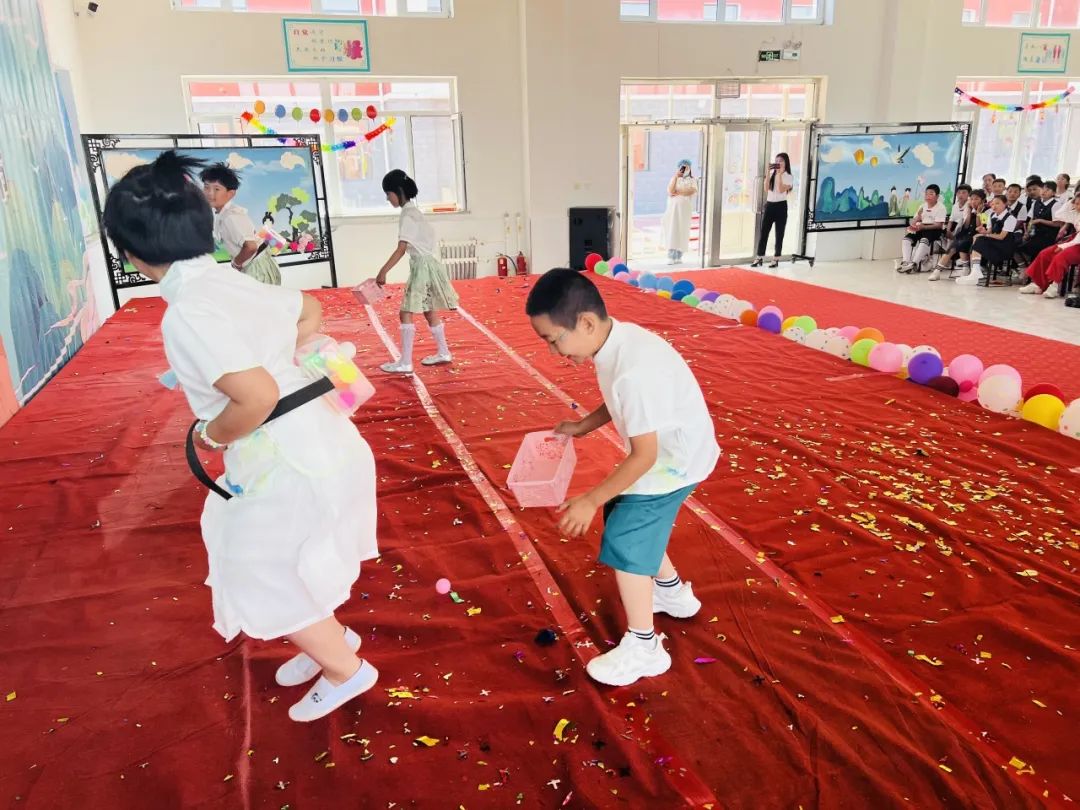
[794,316,817,333]
[291,106,303,121]
[351,107,362,121]
[595,261,610,275]
[851,338,878,367]
[683,295,700,307]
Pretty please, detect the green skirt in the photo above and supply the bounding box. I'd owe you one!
[402,254,459,314]
[242,251,282,286]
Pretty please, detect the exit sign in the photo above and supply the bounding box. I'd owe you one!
[758,49,782,62]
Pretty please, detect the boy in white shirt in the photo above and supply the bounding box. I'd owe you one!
[526,269,720,687]
[898,184,948,273]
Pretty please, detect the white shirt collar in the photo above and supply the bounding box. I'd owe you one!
[159,254,218,303]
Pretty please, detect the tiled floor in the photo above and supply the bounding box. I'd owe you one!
[718,259,1080,346]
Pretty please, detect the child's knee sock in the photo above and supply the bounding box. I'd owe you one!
[399,323,416,365]
[901,240,913,263]
[912,240,931,265]
[429,322,450,356]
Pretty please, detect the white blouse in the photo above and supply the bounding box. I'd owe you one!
[398,201,436,258]
[766,172,793,203]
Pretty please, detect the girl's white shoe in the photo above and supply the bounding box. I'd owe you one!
[288,660,379,722]
[380,360,414,374]
[275,627,362,687]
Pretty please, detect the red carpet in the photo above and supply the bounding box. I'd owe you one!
[674,267,1080,400]
[1,275,1077,808]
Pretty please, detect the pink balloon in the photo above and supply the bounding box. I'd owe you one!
[948,354,984,386]
[759,305,783,319]
[958,387,979,403]
[868,342,903,373]
[979,364,1022,387]
[609,257,624,267]
[692,288,708,299]
[628,271,641,280]
[839,326,860,342]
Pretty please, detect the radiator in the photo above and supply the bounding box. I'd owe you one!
[439,239,479,280]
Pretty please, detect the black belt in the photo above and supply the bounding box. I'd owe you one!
[185,376,335,500]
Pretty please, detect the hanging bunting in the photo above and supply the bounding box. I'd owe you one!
[954,85,1075,112]
[240,111,395,153]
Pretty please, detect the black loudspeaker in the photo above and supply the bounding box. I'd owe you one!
[568,207,614,270]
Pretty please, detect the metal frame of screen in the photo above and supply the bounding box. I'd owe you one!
[83,133,338,308]
[792,121,971,266]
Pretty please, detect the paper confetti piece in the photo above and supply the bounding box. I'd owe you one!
[5,692,15,702]
[830,615,845,624]
[466,607,482,616]
[553,718,572,741]
[694,657,717,665]
[1032,699,1047,708]
[449,591,464,604]
[1016,569,1039,578]
[1009,756,1027,770]
[388,688,417,700]
[915,654,944,667]
[979,651,992,660]
[939,764,953,773]
[414,736,440,747]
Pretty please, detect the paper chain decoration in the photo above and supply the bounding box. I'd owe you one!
[241,111,395,153]
[954,85,1074,112]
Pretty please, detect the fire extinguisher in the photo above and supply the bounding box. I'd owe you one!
[497,256,509,278]
[516,252,528,276]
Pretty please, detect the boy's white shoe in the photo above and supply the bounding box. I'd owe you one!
[1043,286,1060,299]
[585,632,671,687]
[288,660,379,722]
[421,353,452,366]
[956,270,982,286]
[275,627,362,687]
[652,581,702,618]
[927,267,942,281]
[1019,282,1042,295]
[380,360,414,374]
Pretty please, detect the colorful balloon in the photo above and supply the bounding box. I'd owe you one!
[1021,394,1066,430]
[978,375,1023,415]
[594,261,610,275]
[853,327,885,344]
[1023,383,1065,402]
[908,352,945,384]
[274,104,287,119]
[585,253,602,272]
[253,99,266,115]
[1058,399,1080,439]
[683,295,701,307]
[839,326,860,342]
[759,305,783,320]
[947,354,984,392]
[783,326,807,343]
[926,376,960,397]
[292,106,304,121]
[979,364,1021,387]
[850,338,878,367]
[366,105,378,120]
[739,309,758,326]
[822,336,852,359]
[758,312,782,333]
[868,342,903,373]
[793,316,817,334]
[804,329,830,351]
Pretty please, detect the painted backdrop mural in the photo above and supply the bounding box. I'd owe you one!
[814,131,965,223]
[0,0,95,426]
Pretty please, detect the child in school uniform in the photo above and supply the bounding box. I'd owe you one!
[104,151,379,722]
[525,269,720,686]
[1015,181,1063,266]
[958,194,1019,286]
[200,163,283,286]
[898,184,948,273]
[376,170,459,374]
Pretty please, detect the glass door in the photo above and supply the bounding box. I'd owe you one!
[621,123,708,271]
[710,123,766,264]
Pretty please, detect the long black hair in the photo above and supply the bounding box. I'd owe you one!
[770,152,792,189]
[103,150,214,265]
[382,169,419,204]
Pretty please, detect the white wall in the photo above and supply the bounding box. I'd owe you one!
[60,0,1068,300]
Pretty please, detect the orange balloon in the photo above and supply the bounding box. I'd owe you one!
[657,290,672,299]
[781,316,799,332]
[854,327,885,343]
[740,309,758,327]
[324,108,336,124]
[253,99,266,115]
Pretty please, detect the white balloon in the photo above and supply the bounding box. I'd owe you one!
[896,343,915,365]
[783,326,807,343]
[977,375,1022,415]
[911,344,940,358]
[804,329,830,350]
[1058,398,1080,439]
[822,336,852,360]
[824,327,841,337]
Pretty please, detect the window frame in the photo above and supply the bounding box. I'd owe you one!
[183,75,467,219]
[958,0,1074,28]
[620,0,826,25]
[171,0,454,18]
[620,78,820,124]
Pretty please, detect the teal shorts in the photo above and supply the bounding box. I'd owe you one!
[599,484,696,576]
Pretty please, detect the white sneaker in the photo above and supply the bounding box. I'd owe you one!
[585,632,671,687]
[1019,282,1042,295]
[275,627,361,687]
[420,353,452,366]
[927,268,942,281]
[380,360,414,374]
[652,581,701,618]
[956,270,982,286]
[288,660,379,723]
[1043,286,1060,299]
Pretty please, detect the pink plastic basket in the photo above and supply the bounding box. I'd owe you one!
[507,431,576,508]
[352,279,387,305]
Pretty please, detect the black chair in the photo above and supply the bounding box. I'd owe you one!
[1062,263,1079,307]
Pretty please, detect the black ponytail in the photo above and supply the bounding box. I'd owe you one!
[103,150,215,265]
[382,169,419,202]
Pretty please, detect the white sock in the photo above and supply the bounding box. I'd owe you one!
[399,323,416,366]
[429,322,450,356]
[912,241,931,265]
[901,240,913,263]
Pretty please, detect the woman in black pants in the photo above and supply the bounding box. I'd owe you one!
[752,152,793,268]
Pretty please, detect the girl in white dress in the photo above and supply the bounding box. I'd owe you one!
[376,169,459,374]
[103,151,379,723]
[660,160,699,265]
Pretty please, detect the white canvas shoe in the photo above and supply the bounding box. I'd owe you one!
[585,632,671,687]
[956,270,982,286]
[1018,282,1042,295]
[275,627,362,687]
[380,360,414,374]
[927,268,942,281]
[652,581,702,618]
[420,353,452,366]
[288,660,379,723]
[1043,286,1060,299]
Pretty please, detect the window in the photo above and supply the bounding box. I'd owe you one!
[958,0,1080,27]
[621,80,817,123]
[621,0,825,23]
[954,78,1080,182]
[173,0,452,17]
[185,77,465,216]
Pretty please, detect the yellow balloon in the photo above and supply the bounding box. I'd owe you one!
[854,149,865,165]
[1021,394,1066,430]
[781,316,799,332]
[870,156,879,167]
[253,99,266,115]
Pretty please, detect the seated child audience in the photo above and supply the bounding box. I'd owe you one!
[981,173,996,200]
[1019,192,1080,299]
[898,184,947,273]
[931,189,984,280]
[957,194,1019,286]
[1015,181,1062,266]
